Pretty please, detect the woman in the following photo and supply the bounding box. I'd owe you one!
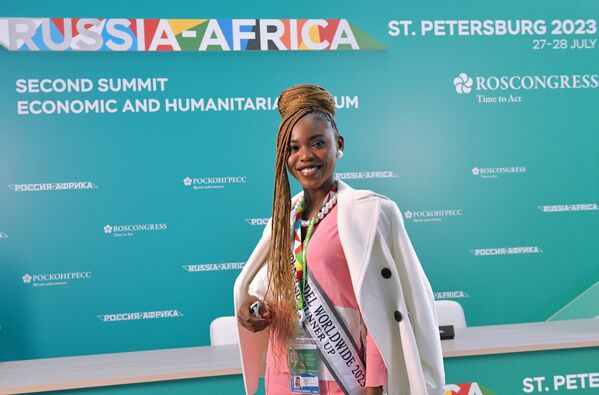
[234,84,445,395]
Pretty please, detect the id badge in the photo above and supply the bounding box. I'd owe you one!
[289,332,320,394]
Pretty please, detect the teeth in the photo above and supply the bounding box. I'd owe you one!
[300,167,318,175]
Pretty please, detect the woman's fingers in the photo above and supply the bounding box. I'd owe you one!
[237,296,272,332]
[259,302,272,319]
[238,313,271,332]
[251,317,271,331]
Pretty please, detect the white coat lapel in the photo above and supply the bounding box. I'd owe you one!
[336,180,381,296]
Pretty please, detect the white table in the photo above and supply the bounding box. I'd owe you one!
[1,318,598,394]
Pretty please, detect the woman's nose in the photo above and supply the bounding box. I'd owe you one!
[298,146,314,160]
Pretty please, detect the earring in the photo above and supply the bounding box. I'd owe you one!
[336,150,344,159]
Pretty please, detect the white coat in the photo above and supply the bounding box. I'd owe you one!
[233,180,445,395]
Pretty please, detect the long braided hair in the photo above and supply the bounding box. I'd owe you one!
[267,84,338,356]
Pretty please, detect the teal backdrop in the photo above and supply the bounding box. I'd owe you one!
[0,1,598,385]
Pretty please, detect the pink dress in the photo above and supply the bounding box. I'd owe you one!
[264,205,387,394]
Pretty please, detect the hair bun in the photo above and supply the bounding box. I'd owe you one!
[277,84,336,119]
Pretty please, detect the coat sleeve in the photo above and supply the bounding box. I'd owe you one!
[386,200,446,394]
[233,220,272,395]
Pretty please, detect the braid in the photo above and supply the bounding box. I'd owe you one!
[266,84,337,358]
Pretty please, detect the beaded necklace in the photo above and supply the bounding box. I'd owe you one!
[291,181,338,321]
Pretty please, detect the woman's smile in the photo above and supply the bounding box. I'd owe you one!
[298,164,322,176]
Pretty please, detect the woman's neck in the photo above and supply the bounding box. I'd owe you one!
[302,179,334,219]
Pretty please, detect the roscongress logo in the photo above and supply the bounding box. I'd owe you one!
[434,290,470,300]
[404,208,462,223]
[470,246,543,256]
[183,176,247,190]
[103,223,167,237]
[0,18,384,52]
[97,309,184,322]
[454,72,598,103]
[335,171,398,180]
[0,231,9,239]
[8,181,98,192]
[183,262,246,272]
[245,217,270,226]
[455,72,598,93]
[538,203,598,213]
[453,73,473,94]
[22,271,92,287]
[471,166,526,178]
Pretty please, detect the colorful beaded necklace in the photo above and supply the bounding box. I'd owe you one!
[291,181,338,321]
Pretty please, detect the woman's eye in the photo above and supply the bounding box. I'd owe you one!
[289,146,298,153]
[313,140,325,148]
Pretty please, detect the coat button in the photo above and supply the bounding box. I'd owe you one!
[394,311,402,322]
[381,268,392,278]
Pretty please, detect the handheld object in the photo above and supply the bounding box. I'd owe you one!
[249,301,261,318]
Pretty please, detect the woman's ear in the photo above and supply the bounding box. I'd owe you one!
[336,134,345,153]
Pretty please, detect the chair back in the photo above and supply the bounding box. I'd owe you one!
[435,300,467,328]
[210,316,240,346]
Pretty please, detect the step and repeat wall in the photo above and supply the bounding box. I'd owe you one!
[1,1,598,390]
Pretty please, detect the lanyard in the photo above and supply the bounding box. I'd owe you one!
[293,184,337,312]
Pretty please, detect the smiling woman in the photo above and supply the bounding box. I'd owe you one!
[286,108,344,217]
[234,84,445,395]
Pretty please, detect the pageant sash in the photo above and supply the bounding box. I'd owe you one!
[295,270,367,395]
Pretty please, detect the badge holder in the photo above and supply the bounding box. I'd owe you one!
[289,326,320,394]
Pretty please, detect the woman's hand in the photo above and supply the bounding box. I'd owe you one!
[237,295,272,332]
[366,387,383,395]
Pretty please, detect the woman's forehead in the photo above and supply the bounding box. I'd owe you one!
[290,113,334,140]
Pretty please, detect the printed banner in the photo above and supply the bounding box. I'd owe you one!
[0,18,385,51]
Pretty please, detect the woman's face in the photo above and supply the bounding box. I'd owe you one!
[287,113,344,193]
